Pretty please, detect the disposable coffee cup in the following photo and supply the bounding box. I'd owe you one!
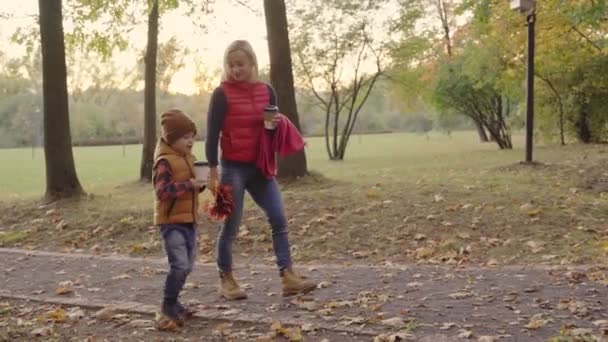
[193,161,209,181]
[263,105,279,130]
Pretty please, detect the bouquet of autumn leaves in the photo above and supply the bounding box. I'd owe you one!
[201,184,233,221]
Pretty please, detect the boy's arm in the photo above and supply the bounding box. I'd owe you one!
[153,159,194,201]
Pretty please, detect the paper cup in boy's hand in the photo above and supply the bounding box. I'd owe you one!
[193,161,209,182]
[263,105,279,130]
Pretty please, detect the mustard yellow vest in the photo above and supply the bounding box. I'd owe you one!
[153,139,199,225]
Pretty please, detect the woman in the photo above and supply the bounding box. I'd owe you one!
[205,40,316,300]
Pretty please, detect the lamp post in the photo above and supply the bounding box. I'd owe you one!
[511,0,536,163]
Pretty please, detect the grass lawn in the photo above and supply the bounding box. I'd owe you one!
[2,132,510,198]
[1,131,607,267]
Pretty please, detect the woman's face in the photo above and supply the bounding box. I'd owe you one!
[227,50,253,82]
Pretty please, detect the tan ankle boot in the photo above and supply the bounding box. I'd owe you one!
[219,271,247,300]
[281,267,317,297]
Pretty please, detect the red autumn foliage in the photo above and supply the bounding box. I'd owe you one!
[202,184,233,221]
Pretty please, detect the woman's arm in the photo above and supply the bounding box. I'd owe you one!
[205,87,228,167]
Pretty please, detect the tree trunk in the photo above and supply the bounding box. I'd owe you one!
[263,0,308,179]
[140,0,159,182]
[559,106,565,146]
[38,0,84,201]
[576,101,592,143]
[436,0,453,58]
[473,119,489,142]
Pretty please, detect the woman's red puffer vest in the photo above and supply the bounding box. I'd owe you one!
[220,80,270,163]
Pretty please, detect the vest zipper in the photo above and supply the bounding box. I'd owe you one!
[186,156,196,222]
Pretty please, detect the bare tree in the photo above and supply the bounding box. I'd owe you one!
[290,0,387,160]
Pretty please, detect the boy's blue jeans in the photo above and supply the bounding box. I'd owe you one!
[160,223,197,303]
[216,161,292,272]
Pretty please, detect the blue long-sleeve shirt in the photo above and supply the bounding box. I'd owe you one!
[205,83,276,167]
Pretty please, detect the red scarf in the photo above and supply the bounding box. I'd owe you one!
[256,114,305,178]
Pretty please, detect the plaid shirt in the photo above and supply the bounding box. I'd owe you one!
[153,159,194,201]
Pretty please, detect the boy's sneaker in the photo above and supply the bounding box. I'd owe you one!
[161,299,182,324]
[176,301,196,319]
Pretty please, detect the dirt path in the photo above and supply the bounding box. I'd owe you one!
[2,248,608,341]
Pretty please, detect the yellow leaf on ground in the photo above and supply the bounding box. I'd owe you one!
[55,286,73,295]
[415,247,434,259]
[47,307,67,323]
[525,317,548,330]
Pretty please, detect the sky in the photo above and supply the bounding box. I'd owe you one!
[0,0,271,94]
[0,1,433,95]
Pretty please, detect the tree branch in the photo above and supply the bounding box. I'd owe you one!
[569,25,603,52]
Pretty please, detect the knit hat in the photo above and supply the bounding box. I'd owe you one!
[160,109,197,145]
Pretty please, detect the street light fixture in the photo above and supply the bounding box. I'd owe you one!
[510,0,535,13]
[511,0,536,163]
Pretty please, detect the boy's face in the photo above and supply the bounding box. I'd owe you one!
[228,50,253,82]
[171,132,195,155]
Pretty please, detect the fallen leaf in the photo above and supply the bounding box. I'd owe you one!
[440,322,456,330]
[55,285,73,295]
[526,241,544,253]
[342,316,367,325]
[571,328,593,337]
[458,329,474,339]
[353,251,372,258]
[457,232,471,240]
[293,300,319,312]
[301,323,317,332]
[324,300,353,309]
[381,317,405,327]
[317,281,332,289]
[213,322,233,336]
[525,317,549,330]
[31,327,53,337]
[486,259,499,267]
[129,319,154,327]
[56,220,68,230]
[270,322,303,342]
[478,337,497,342]
[129,244,146,254]
[285,327,303,342]
[256,335,274,342]
[94,306,117,321]
[111,274,131,280]
[47,307,68,323]
[222,309,241,316]
[374,332,416,342]
[449,292,473,300]
[414,234,427,241]
[67,307,85,320]
[184,281,200,289]
[593,320,608,328]
[415,247,434,259]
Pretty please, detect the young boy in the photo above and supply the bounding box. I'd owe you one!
[153,109,205,325]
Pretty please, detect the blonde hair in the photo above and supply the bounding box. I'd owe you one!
[221,40,259,82]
